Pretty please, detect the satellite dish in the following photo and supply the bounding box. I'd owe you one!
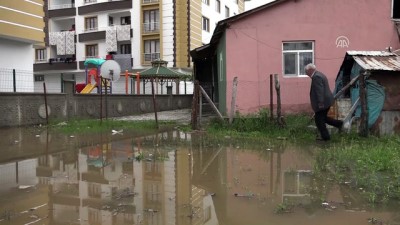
[100,60,121,82]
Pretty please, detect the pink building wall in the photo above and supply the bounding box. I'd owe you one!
[225,0,400,114]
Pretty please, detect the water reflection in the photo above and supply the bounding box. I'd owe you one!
[0,128,399,225]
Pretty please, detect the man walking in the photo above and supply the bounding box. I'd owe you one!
[305,63,343,141]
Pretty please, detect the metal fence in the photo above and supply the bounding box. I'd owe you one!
[0,67,194,95]
[0,68,35,93]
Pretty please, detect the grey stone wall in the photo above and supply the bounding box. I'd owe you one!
[0,81,192,127]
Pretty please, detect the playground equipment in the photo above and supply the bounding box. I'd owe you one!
[77,58,121,94]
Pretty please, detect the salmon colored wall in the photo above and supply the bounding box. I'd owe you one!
[225,0,400,114]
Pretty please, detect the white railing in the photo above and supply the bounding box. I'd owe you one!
[143,22,160,33]
[48,3,75,10]
[143,53,160,62]
[84,0,97,4]
[143,0,159,4]
[83,27,99,32]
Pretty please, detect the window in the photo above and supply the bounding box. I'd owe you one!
[393,0,400,19]
[225,6,230,18]
[282,41,314,76]
[34,75,44,82]
[143,10,159,33]
[35,49,46,62]
[144,39,160,62]
[86,44,98,58]
[120,44,131,54]
[215,0,220,13]
[109,16,114,26]
[85,17,97,31]
[202,0,209,5]
[121,16,131,25]
[202,16,210,32]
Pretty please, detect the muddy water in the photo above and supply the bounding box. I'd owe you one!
[0,127,399,225]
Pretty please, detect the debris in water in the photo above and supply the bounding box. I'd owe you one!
[112,129,123,135]
[18,185,33,190]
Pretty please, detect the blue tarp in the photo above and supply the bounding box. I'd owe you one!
[351,80,385,128]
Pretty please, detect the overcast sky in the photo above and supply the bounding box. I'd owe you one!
[244,0,275,11]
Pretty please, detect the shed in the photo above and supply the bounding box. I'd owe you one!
[335,51,400,135]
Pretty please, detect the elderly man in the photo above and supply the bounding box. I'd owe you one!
[305,63,343,141]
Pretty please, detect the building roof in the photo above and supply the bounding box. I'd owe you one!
[346,51,400,71]
[191,0,289,59]
[139,59,189,78]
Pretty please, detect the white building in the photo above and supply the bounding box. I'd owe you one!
[0,0,45,92]
[34,0,245,94]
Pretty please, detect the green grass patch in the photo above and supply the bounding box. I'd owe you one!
[206,109,316,142]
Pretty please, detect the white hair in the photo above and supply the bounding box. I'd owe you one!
[305,63,316,71]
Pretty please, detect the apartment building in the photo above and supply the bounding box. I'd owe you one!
[34,0,244,93]
[0,0,45,92]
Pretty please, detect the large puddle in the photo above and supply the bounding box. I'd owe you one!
[0,127,399,225]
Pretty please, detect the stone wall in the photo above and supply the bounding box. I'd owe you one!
[0,81,192,127]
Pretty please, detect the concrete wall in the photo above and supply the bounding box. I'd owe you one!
[0,81,192,127]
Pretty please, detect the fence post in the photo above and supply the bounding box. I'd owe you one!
[61,73,64,93]
[43,83,49,125]
[274,74,285,128]
[270,74,274,121]
[359,71,369,137]
[229,77,238,124]
[191,80,199,130]
[13,69,16,92]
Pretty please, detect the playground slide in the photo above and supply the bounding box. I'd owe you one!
[80,83,96,94]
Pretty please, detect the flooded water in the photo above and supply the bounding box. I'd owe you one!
[0,127,399,225]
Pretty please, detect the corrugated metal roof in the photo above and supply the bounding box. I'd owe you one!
[347,51,396,57]
[348,51,400,71]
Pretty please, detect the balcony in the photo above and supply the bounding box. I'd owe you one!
[48,2,75,18]
[142,22,160,34]
[34,57,77,72]
[78,0,132,15]
[79,25,132,42]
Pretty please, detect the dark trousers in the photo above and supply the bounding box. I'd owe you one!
[315,108,343,140]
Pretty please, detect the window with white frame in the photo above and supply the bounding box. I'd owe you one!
[202,0,209,5]
[85,16,97,31]
[144,39,160,62]
[202,16,210,32]
[225,6,230,18]
[86,44,98,58]
[282,41,314,76]
[35,49,46,62]
[393,0,400,19]
[215,0,221,12]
